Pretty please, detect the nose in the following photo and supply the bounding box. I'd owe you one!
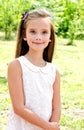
[35,33,42,40]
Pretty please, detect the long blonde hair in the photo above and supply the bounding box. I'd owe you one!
[15,8,55,62]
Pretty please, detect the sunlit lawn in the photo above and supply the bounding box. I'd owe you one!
[0,36,84,130]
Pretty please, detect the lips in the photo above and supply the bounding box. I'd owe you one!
[33,42,43,45]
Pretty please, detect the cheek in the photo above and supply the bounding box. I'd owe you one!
[43,35,50,42]
[44,32,51,41]
[26,33,34,41]
[27,33,31,38]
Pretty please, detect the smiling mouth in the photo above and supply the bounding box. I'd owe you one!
[33,42,43,45]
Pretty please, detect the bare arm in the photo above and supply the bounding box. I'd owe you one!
[50,70,61,123]
[8,60,59,130]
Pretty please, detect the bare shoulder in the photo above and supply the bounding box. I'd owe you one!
[8,59,20,68]
[8,59,22,76]
[51,63,60,78]
[53,69,60,87]
[56,69,60,79]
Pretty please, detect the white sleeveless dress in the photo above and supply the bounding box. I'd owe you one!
[7,56,56,130]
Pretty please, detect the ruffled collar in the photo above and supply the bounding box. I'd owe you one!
[21,56,50,74]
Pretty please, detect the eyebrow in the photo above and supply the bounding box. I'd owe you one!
[29,28,49,31]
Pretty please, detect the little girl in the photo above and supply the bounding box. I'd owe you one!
[7,8,61,130]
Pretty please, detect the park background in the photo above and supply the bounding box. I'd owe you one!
[0,0,84,129]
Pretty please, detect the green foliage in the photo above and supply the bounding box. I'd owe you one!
[0,0,15,39]
[57,0,78,45]
[0,0,37,40]
[0,0,84,41]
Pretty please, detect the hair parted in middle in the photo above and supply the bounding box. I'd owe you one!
[15,8,55,62]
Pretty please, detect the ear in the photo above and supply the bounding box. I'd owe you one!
[23,37,27,41]
[22,34,27,41]
[49,39,51,42]
[22,30,27,41]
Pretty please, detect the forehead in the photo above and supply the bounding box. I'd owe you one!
[26,18,51,30]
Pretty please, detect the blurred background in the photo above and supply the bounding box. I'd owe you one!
[0,0,84,130]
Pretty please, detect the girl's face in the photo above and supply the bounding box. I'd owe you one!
[24,18,51,52]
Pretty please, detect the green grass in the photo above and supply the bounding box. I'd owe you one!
[0,40,15,130]
[53,38,84,130]
[0,37,84,130]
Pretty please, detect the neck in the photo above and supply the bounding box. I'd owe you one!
[25,50,46,67]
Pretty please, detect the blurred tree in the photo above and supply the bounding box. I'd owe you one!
[0,0,37,39]
[0,0,84,41]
